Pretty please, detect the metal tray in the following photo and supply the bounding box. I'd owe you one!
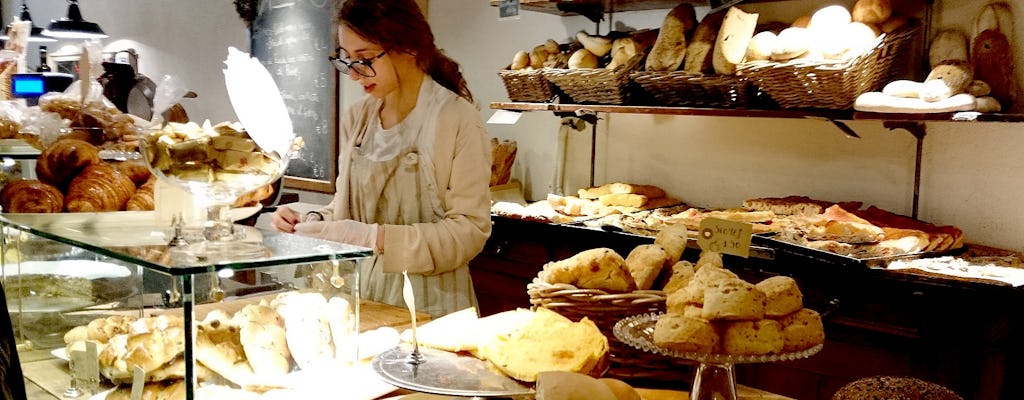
[752,232,967,269]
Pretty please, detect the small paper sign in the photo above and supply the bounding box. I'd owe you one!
[697,217,752,258]
[498,0,520,20]
[486,109,523,125]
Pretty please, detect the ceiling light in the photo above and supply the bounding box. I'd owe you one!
[42,0,108,39]
[0,2,58,43]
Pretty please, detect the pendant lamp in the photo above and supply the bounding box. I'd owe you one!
[42,0,108,39]
[0,1,58,42]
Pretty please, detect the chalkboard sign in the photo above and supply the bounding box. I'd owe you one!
[251,0,337,192]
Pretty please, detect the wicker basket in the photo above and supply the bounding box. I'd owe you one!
[527,278,696,380]
[542,55,643,105]
[498,66,560,103]
[631,71,766,108]
[736,24,920,110]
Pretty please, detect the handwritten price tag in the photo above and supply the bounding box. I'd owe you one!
[697,217,752,258]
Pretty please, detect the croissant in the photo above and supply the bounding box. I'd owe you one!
[0,179,64,213]
[36,138,101,189]
[113,160,152,187]
[126,178,156,211]
[65,163,137,212]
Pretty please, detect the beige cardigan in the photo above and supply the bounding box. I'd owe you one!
[315,89,492,276]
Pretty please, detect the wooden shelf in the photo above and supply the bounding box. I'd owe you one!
[489,102,1024,123]
[488,0,690,16]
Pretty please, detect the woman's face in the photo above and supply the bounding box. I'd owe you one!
[338,26,398,99]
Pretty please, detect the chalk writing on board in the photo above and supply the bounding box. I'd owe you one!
[251,0,337,186]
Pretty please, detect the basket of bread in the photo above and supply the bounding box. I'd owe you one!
[630,4,766,108]
[539,30,652,105]
[499,39,579,103]
[528,222,695,380]
[735,0,920,110]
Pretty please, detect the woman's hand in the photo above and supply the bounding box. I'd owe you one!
[271,206,302,232]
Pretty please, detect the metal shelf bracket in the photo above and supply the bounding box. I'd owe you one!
[883,121,927,219]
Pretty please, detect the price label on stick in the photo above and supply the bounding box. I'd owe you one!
[697,217,752,258]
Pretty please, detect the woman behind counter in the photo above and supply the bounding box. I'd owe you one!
[271,0,492,317]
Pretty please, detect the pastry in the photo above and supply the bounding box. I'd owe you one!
[624,244,668,290]
[755,276,803,317]
[777,308,825,352]
[35,138,101,189]
[0,179,64,213]
[719,319,783,355]
[652,314,718,353]
[701,279,767,321]
[64,163,137,212]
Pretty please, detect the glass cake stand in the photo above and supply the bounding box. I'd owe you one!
[614,313,823,400]
[371,344,533,399]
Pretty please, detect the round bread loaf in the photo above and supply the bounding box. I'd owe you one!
[851,0,892,24]
[778,308,825,352]
[832,376,964,400]
[701,279,767,321]
[756,276,803,317]
[720,319,783,355]
[652,314,719,354]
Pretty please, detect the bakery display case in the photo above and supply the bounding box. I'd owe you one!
[0,212,374,399]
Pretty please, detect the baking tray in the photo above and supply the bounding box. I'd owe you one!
[752,232,967,269]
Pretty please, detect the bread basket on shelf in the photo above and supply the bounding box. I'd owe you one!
[498,67,560,103]
[527,278,695,380]
[736,23,920,110]
[542,55,643,105]
[630,71,769,108]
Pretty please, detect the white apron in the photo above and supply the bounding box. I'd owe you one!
[348,79,478,317]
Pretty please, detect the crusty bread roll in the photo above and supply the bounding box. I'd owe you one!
[808,5,852,31]
[568,48,599,69]
[0,179,64,213]
[510,50,529,70]
[646,3,698,71]
[921,61,974,101]
[625,244,669,290]
[771,27,810,61]
[975,96,1002,113]
[576,31,613,58]
[968,80,992,97]
[539,247,637,292]
[683,11,725,73]
[713,6,759,75]
[851,0,892,24]
[746,31,777,61]
[929,29,970,70]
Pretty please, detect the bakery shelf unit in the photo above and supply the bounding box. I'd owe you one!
[0,213,373,399]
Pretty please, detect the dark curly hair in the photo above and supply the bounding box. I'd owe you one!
[339,0,473,103]
[233,0,258,28]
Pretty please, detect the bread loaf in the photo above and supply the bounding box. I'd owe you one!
[35,138,101,189]
[832,376,964,400]
[568,48,599,69]
[929,29,970,69]
[0,179,64,213]
[713,7,759,75]
[851,0,892,24]
[576,31,613,58]
[65,163,137,212]
[646,3,697,71]
[480,307,608,382]
[922,61,974,101]
[745,31,777,61]
[683,11,725,73]
[771,27,810,61]
[971,29,1015,110]
[490,137,517,187]
[233,304,291,376]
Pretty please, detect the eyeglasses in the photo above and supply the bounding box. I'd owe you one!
[329,49,387,77]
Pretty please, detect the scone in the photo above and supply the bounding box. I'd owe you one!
[652,314,719,353]
[666,285,703,314]
[662,260,695,293]
[755,276,804,317]
[777,308,825,352]
[480,307,608,382]
[720,319,784,355]
[624,244,669,290]
[701,279,767,321]
[540,248,637,292]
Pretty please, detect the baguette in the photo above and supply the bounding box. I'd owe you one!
[971,29,1015,109]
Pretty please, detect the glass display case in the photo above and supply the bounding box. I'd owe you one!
[0,212,373,399]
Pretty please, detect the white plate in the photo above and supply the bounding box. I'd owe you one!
[4,259,132,279]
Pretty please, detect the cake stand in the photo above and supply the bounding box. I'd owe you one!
[614,313,822,400]
[371,344,533,399]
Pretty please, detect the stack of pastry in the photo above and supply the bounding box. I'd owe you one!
[653,251,826,355]
[0,138,155,213]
